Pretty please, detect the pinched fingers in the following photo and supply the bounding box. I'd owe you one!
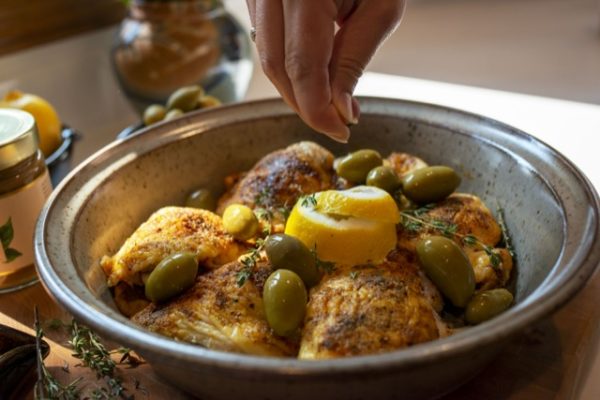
[330,1,406,125]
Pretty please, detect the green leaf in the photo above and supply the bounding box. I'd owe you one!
[5,247,21,262]
[0,217,14,249]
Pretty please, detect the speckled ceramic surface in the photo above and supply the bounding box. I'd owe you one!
[35,98,600,400]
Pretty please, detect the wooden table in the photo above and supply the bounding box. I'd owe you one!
[2,19,600,400]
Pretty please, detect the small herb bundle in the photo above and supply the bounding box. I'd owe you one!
[398,204,507,270]
[237,238,264,287]
[68,321,133,400]
[35,308,82,400]
[34,312,141,400]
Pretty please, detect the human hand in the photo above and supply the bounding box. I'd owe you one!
[246,0,406,142]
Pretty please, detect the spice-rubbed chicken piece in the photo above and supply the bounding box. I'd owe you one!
[386,152,428,177]
[101,207,247,287]
[133,258,298,357]
[217,141,335,222]
[397,193,512,290]
[299,250,449,359]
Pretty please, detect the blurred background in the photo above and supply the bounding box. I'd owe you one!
[1,0,599,102]
[0,0,599,156]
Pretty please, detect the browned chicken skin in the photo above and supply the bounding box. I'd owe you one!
[101,207,247,287]
[386,152,428,177]
[299,250,448,359]
[217,141,335,221]
[133,258,297,357]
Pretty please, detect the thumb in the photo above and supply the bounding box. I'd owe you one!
[330,1,406,124]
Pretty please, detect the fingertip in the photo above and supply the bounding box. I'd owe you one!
[323,125,351,143]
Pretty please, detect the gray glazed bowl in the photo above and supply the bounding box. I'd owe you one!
[35,98,600,400]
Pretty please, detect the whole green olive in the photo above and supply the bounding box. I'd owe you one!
[335,149,383,183]
[264,234,319,287]
[263,269,307,337]
[143,104,167,126]
[197,95,222,109]
[465,288,513,325]
[416,236,475,307]
[145,252,198,303]
[164,109,184,121]
[401,166,461,204]
[167,85,203,111]
[222,204,259,241]
[366,166,401,193]
[185,188,216,211]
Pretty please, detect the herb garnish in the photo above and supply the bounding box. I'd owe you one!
[349,271,359,280]
[496,206,515,259]
[300,193,317,208]
[34,311,141,400]
[399,207,504,271]
[311,245,336,274]
[237,238,265,287]
[35,308,82,400]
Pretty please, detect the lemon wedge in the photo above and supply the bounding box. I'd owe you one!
[316,186,400,223]
[284,186,398,266]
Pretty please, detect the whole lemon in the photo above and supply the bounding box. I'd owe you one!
[1,90,62,156]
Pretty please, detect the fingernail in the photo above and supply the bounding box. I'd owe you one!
[326,126,350,144]
[336,92,358,126]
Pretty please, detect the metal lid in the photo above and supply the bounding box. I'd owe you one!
[0,108,39,170]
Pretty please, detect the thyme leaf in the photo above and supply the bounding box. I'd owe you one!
[300,194,317,208]
[496,206,515,259]
[311,245,336,274]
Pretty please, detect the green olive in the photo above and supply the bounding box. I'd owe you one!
[197,95,222,109]
[366,166,401,193]
[335,149,383,183]
[167,85,203,111]
[185,188,216,211]
[465,288,513,325]
[263,269,307,337]
[416,236,475,307]
[264,234,319,287]
[145,252,198,303]
[143,104,167,126]
[401,166,461,204]
[222,204,259,241]
[164,109,184,121]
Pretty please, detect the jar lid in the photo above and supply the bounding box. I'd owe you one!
[0,109,39,170]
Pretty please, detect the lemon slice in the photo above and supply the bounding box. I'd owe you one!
[316,186,400,223]
[285,194,397,266]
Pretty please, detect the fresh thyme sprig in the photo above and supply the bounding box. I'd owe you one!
[237,238,265,287]
[496,207,515,259]
[36,316,141,399]
[35,308,82,400]
[399,210,503,270]
[68,322,133,400]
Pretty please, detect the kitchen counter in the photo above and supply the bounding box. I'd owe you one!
[1,7,600,400]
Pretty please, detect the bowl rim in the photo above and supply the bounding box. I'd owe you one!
[35,97,600,376]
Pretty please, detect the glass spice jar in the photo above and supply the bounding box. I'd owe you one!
[0,109,52,293]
